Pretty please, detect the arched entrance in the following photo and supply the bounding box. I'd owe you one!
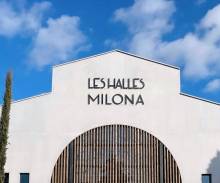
[51,125,182,183]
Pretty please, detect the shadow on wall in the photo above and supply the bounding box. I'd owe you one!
[207,151,220,183]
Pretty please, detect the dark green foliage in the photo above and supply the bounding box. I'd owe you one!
[0,72,12,183]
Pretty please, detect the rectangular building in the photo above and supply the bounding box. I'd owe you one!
[2,50,220,183]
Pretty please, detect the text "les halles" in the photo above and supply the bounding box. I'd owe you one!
[88,78,145,90]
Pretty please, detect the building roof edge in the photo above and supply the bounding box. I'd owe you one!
[180,92,220,106]
[53,49,180,70]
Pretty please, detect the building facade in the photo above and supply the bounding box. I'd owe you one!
[3,50,220,183]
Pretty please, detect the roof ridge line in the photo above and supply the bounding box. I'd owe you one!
[53,49,180,70]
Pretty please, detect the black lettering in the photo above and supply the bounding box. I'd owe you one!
[88,78,93,89]
[112,94,123,105]
[133,78,139,89]
[136,95,144,105]
[100,78,105,89]
[139,79,145,89]
[116,79,123,89]
[107,78,116,89]
[93,78,100,89]
[105,94,112,105]
[124,94,134,105]
[88,94,99,104]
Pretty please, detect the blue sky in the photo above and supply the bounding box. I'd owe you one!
[0,0,220,103]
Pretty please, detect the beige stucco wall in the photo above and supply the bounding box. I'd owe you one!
[3,50,220,183]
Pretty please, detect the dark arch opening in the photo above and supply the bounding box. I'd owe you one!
[51,124,182,183]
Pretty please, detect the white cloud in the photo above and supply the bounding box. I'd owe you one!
[0,1,90,68]
[0,1,51,37]
[159,4,220,79]
[114,0,175,36]
[204,79,220,93]
[112,0,220,80]
[113,0,175,59]
[196,0,206,5]
[28,15,89,68]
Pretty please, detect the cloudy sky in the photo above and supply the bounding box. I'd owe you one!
[0,0,220,103]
